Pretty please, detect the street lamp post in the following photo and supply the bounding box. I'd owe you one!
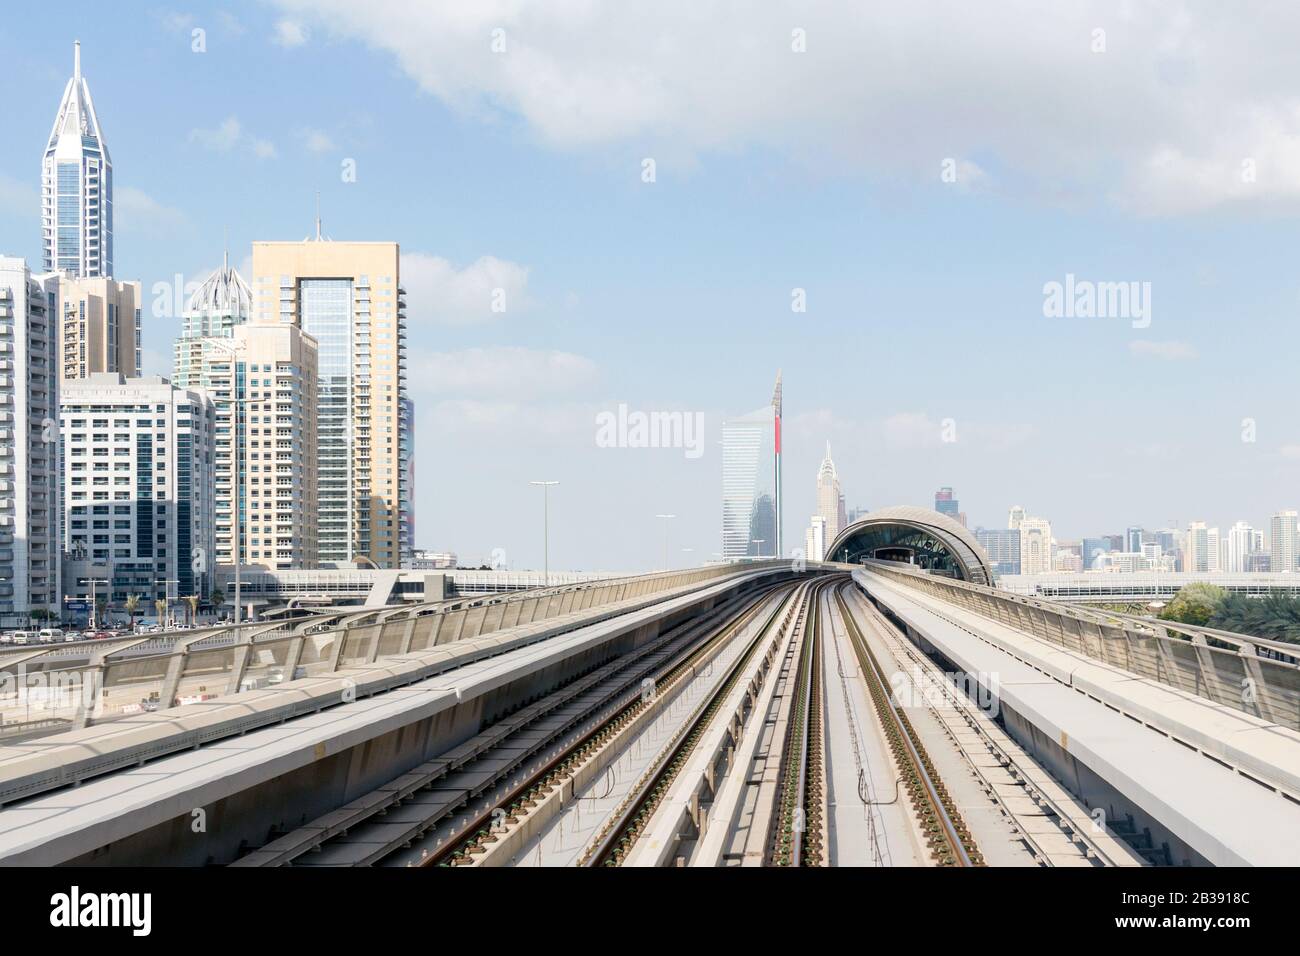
[655,514,677,571]
[529,481,559,586]
[155,578,179,630]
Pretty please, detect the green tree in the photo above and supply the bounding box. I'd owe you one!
[1159,582,1226,627]
[124,593,140,631]
[1211,591,1300,644]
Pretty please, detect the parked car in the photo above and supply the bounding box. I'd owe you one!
[0,632,13,644]
[93,630,112,640]
[38,628,65,644]
[10,631,36,645]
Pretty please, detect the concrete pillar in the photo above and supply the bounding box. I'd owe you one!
[283,635,305,679]
[225,637,255,694]
[398,614,419,654]
[72,663,104,729]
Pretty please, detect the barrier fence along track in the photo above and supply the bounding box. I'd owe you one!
[833,585,982,867]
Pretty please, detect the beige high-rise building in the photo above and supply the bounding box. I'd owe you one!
[815,443,847,544]
[250,235,409,568]
[1018,516,1052,574]
[203,322,319,570]
[58,275,139,381]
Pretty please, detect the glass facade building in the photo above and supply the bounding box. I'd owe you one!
[42,43,112,279]
[721,405,778,559]
[299,278,354,563]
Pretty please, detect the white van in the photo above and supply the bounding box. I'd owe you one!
[11,631,37,645]
[38,628,65,644]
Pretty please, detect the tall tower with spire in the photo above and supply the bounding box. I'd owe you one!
[42,40,113,278]
[771,370,783,557]
[815,442,846,543]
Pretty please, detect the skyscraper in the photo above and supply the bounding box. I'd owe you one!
[0,258,61,625]
[815,443,847,543]
[1018,516,1052,574]
[934,487,959,520]
[57,276,140,381]
[173,251,252,388]
[1270,511,1298,574]
[805,514,827,563]
[42,42,112,279]
[251,234,409,569]
[1183,521,1210,573]
[722,396,778,560]
[60,374,216,604]
[975,528,1020,575]
[771,371,783,556]
[1008,505,1026,530]
[203,322,320,571]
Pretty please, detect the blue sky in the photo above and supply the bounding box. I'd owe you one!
[2,2,1300,570]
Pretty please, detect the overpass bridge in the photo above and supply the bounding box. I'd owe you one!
[0,513,1296,867]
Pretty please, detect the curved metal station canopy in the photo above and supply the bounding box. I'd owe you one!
[824,505,994,586]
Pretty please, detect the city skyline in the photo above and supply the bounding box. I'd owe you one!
[4,9,1300,571]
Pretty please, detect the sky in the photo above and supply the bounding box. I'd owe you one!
[2,1,1300,571]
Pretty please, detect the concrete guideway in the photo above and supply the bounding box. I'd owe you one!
[0,565,804,865]
[858,568,1300,866]
[839,586,1143,867]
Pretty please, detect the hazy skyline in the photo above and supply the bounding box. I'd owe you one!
[2,3,1299,570]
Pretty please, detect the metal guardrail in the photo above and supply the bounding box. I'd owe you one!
[861,560,1300,733]
[0,562,787,739]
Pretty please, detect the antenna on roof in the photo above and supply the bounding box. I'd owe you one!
[223,225,229,270]
[74,40,81,84]
[314,191,322,241]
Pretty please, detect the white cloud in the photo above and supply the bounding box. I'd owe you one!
[115,186,189,238]
[267,0,1300,213]
[274,19,309,47]
[406,346,597,399]
[424,399,596,443]
[189,116,277,159]
[301,128,336,153]
[1129,339,1197,361]
[880,411,1035,450]
[401,252,530,324]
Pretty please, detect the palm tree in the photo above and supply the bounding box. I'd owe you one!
[185,595,199,627]
[155,599,167,629]
[124,594,140,632]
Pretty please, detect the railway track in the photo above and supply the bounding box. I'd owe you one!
[832,585,983,867]
[578,582,810,867]
[230,584,786,866]
[414,583,798,867]
[765,579,828,866]
[843,586,1143,867]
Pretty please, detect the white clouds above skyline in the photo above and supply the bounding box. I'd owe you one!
[188,116,276,159]
[401,252,530,325]
[269,0,1300,214]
